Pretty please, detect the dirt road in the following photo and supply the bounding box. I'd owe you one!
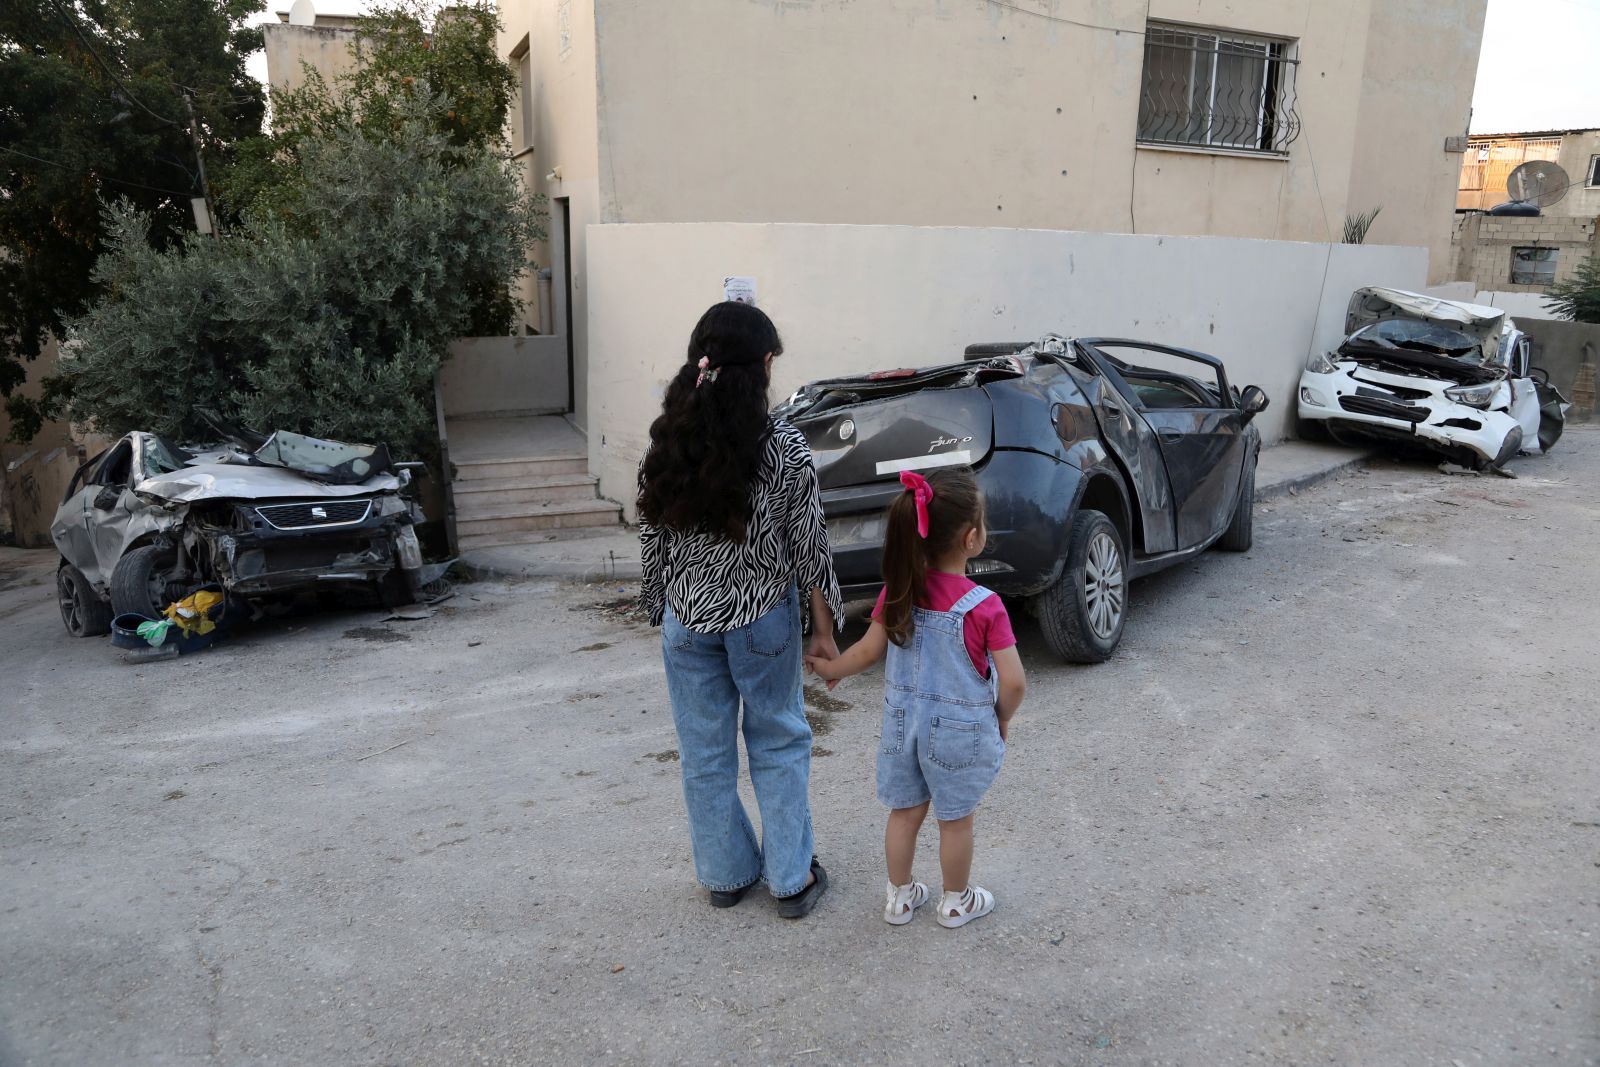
[3,432,1597,1066]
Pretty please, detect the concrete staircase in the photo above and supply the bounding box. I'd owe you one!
[446,415,622,552]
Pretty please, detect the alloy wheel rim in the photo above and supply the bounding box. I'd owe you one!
[59,573,80,632]
[1083,531,1125,640]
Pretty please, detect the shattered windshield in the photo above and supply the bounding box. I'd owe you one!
[142,437,192,477]
[1347,320,1484,361]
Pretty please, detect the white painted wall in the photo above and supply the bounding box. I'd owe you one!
[586,223,1426,514]
[439,336,569,418]
[1472,290,1562,321]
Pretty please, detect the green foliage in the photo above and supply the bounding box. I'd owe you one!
[1544,254,1600,324]
[218,0,514,219]
[1341,206,1382,245]
[0,0,265,415]
[51,99,546,454]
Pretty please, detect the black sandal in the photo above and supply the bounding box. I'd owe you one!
[774,858,829,919]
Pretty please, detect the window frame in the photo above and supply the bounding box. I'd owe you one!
[1136,22,1301,156]
[1509,246,1558,286]
[510,36,534,154]
[1587,154,1600,188]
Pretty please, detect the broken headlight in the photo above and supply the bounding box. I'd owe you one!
[1444,382,1497,409]
[1305,351,1340,375]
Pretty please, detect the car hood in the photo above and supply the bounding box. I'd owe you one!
[1344,287,1506,366]
[135,461,401,505]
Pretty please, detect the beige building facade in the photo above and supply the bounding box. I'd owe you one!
[261,9,365,98]
[1457,128,1600,216]
[497,0,1488,433]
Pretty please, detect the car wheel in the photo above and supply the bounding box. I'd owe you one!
[57,563,113,637]
[1036,509,1127,664]
[1216,458,1256,552]
[110,544,179,618]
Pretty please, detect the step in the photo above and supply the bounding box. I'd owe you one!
[452,453,588,480]
[453,473,600,508]
[455,499,623,537]
[457,526,637,553]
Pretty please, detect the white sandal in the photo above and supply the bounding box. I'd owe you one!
[936,885,995,928]
[884,880,930,925]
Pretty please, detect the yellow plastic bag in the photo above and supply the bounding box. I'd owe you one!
[163,588,223,637]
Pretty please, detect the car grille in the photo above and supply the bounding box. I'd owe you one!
[254,499,373,530]
[1338,395,1429,424]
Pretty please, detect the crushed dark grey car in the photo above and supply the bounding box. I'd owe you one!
[775,336,1269,663]
[52,428,431,638]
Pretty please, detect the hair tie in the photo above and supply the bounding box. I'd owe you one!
[899,471,933,538]
[695,355,719,388]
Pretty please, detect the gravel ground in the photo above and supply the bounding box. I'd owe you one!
[2,430,1597,1067]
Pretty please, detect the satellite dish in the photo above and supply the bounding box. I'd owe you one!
[287,0,315,26]
[1504,160,1571,209]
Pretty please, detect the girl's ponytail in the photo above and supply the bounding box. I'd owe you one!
[880,490,927,647]
[877,466,985,647]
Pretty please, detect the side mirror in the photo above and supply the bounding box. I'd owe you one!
[1238,385,1270,423]
[92,486,122,511]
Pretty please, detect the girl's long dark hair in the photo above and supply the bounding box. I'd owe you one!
[880,467,985,647]
[637,302,782,541]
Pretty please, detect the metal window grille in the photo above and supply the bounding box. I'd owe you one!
[1137,25,1301,154]
[1510,246,1557,286]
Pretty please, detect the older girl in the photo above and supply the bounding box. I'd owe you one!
[638,302,843,918]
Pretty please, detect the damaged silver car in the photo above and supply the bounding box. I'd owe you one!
[52,428,429,637]
[1297,287,1569,470]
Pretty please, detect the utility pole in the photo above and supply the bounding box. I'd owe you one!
[179,92,222,237]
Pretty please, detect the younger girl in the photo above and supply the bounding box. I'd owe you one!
[806,468,1025,928]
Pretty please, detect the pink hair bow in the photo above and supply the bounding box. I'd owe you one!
[899,471,934,538]
[695,356,718,388]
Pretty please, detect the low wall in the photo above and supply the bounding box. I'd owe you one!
[1473,290,1561,321]
[2,445,86,549]
[586,223,1427,516]
[1519,319,1600,414]
[439,336,568,419]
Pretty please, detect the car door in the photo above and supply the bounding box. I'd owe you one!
[1067,346,1176,555]
[82,438,144,583]
[1087,342,1248,551]
[52,450,108,577]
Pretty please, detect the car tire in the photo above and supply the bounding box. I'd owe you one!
[110,544,178,619]
[1216,458,1256,552]
[1036,509,1126,664]
[57,563,113,637]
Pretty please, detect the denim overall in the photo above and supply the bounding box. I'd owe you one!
[877,585,1006,821]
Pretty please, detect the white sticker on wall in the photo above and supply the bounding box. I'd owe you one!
[723,276,757,305]
[558,0,572,58]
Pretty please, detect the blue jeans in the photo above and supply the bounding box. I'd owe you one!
[661,588,815,897]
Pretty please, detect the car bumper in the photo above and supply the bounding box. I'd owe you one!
[1297,367,1522,467]
[822,449,1082,600]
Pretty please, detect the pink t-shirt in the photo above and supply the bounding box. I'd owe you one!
[871,570,1017,678]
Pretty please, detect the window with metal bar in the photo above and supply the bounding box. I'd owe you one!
[1510,247,1557,286]
[1137,24,1301,154]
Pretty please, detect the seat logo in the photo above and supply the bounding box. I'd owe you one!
[311,506,328,519]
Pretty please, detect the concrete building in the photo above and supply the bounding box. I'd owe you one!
[1457,129,1600,217]
[440,0,1491,537]
[261,5,365,98]
[495,0,1486,423]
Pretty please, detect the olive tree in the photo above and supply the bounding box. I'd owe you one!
[58,99,545,452]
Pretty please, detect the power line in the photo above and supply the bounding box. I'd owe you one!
[0,144,194,198]
[43,0,180,127]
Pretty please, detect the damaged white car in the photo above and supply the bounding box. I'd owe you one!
[52,427,432,638]
[1298,287,1568,470]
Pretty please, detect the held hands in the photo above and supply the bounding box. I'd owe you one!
[805,632,842,691]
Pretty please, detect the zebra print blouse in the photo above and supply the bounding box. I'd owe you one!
[639,419,845,634]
